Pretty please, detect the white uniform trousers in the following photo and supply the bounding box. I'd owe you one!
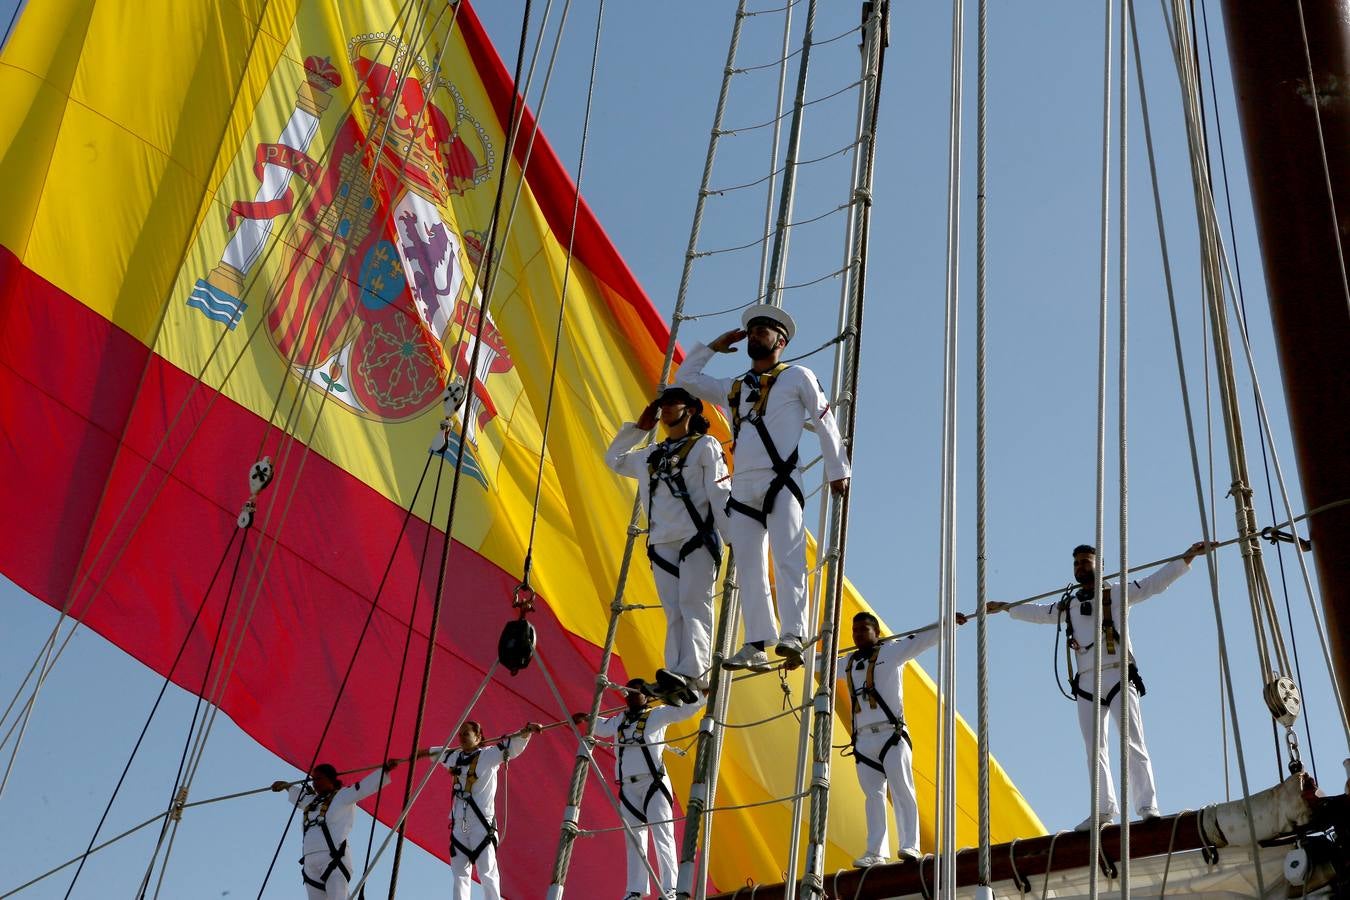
[724,468,808,645]
[649,539,717,681]
[853,724,920,857]
[618,775,677,898]
[449,818,501,900]
[1074,665,1158,818]
[301,849,350,900]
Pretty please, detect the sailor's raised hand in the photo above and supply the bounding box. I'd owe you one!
[523,722,544,735]
[571,712,590,727]
[984,601,1009,614]
[270,780,290,792]
[829,477,850,497]
[637,400,660,431]
[383,758,400,772]
[954,612,970,626]
[709,329,747,353]
[1182,540,1218,564]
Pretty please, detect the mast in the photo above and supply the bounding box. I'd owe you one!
[1218,0,1350,700]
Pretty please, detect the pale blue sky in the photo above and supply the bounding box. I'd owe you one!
[2,1,1346,898]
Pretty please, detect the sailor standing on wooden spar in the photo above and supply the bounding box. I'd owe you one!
[270,758,399,899]
[675,305,851,672]
[573,679,704,900]
[413,720,543,900]
[605,386,731,703]
[987,540,1214,830]
[843,611,967,868]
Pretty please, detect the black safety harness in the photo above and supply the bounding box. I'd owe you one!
[846,646,911,775]
[724,364,805,526]
[448,745,505,864]
[615,707,674,823]
[300,788,351,890]
[1059,585,1147,706]
[645,435,723,578]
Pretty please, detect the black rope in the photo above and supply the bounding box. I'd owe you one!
[520,0,607,593]
[60,528,247,899]
[386,0,535,894]
[253,451,436,898]
[1195,0,1318,780]
[356,450,447,898]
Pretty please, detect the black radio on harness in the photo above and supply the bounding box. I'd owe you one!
[1055,584,1147,705]
[448,747,500,863]
[300,788,350,892]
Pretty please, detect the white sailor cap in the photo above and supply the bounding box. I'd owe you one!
[740,304,796,343]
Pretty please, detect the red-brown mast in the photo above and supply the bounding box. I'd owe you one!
[1218,0,1350,699]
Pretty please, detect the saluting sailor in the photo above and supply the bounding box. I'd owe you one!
[415,720,543,900]
[271,758,398,899]
[987,540,1214,829]
[843,611,966,868]
[574,679,704,900]
[676,306,851,672]
[605,386,731,703]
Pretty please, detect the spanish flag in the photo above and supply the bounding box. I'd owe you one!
[0,1,1043,893]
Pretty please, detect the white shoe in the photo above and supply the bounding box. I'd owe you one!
[852,854,888,868]
[723,644,774,672]
[897,848,921,862]
[1139,806,1161,820]
[1075,811,1117,830]
[774,634,805,668]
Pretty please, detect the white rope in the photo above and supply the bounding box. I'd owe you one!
[974,0,992,883]
[1136,0,1266,890]
[1116,2,1132,893]
[1087,4,1114,897]
[935,0,965,891]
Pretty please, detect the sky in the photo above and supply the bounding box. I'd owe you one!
[2,1,1348,898]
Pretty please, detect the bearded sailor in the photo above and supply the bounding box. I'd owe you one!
[987,540,1214,829]
[843,611,966,867]
[415,720,543,900]
[605,387,731,703]
[270,758,398,899]
[573,679,704,900]
[675,305,851,673]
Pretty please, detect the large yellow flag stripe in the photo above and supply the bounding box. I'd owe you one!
[0,0,1044,890]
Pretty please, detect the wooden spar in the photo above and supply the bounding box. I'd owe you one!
[1217,0,1350,699]
[705,776,1337,899]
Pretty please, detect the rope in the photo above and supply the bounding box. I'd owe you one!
[1138,0,1266,889]
[733,23,863,74]
[388,0,539,888]
[521,0,606,592]
[674,264,848,322]
[717,79,863,138]
[935,0,966,888]
[1115,3,1134,898]
[1086,5,1114,897]
[974,0,992,883]
[343,663,500,899]
[710,140,861,195]
[754,0,795,305]
[692,201,852,258]
[0,0,435,774]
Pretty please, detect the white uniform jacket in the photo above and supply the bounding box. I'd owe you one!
[843,628,942,733]
[1006,558,1190,668]
[593,702,705,787]
[432,732,532,829]
[675,343,851,482]
[286,768,390,860]
[604,424,731,545]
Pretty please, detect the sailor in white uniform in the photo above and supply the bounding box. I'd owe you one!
[418,720,542,900]
[271,759,398,899]
[843,611,967,867]
[575,679,704,900]
[675,305,851,673]
[606,386,731,701]
[988,540,1213,829]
